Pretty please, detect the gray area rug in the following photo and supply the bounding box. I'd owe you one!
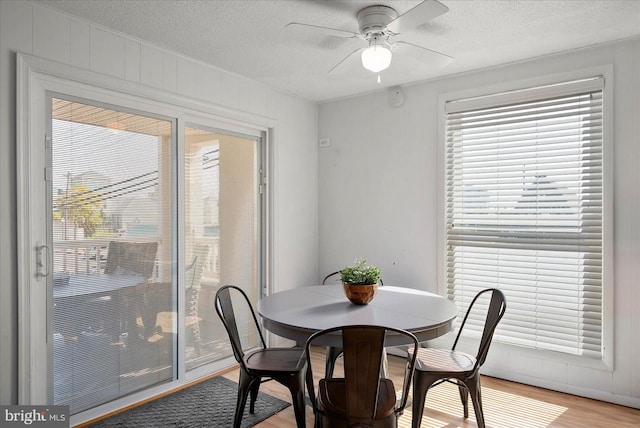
[88,376,290,428]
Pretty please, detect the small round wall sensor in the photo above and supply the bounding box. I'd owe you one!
[389,86,404,107]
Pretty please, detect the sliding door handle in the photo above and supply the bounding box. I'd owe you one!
[35,242,50,278]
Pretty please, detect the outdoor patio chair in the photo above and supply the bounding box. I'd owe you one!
[104,241,159,341]
[185,244,209,355]
[104,240,158,278]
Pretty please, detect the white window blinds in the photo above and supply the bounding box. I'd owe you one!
[445,77,604,359]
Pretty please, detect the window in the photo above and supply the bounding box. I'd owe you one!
[445,77,605,360]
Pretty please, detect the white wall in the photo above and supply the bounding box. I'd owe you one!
[319,39,640,407]
[0,0,318,404]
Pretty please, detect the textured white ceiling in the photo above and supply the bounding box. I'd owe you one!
[37,0,640,102]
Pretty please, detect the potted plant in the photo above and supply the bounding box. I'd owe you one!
[340,258,382,305]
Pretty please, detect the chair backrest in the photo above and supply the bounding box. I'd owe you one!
[321,270,342,285]
[322,270,384,286]
[305,325,418,425]
[104,241,158,279]
[452,288,506,369]
[214,285,266,368]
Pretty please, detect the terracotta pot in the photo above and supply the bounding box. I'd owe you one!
[343,283,378,305]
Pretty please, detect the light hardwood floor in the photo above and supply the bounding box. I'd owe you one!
[222,346,640,428]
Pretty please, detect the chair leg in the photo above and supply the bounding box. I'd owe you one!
[234,370,254,428]
[457,379,469,418]
[412,372,438,428]
[292,381,307,428]
[281,372,307,428]
[249,377,261,413]
[466,374,485,428]
[325,346,342,378]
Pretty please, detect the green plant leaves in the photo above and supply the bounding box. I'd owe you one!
[340,258,381,285]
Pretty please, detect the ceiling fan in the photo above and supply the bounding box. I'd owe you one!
[286,0,452,76]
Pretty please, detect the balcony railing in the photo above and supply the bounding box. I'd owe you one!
[53,237,220,282]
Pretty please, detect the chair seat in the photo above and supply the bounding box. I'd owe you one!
[318,378,397,419]
[244,347,306,374]
[412,347,477,373]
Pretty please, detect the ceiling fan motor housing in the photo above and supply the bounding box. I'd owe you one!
[357,5,398,36]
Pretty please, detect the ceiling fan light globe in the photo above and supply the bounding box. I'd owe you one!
[361,46,392,72]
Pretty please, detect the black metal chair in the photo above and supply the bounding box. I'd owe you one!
[411,288,507,428]
[305,324,418,428]
[215,285,307,428]
[321,271,384,378]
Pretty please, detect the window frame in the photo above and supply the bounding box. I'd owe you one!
[436,66,614,370]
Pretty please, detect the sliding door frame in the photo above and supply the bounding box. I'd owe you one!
[180,116,268,381]
[17,53,274,424]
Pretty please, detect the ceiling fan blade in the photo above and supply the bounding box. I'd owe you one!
[392,41,453,67]
[285,22,361,39]
[386,0,449,34]
[328,48,364,74]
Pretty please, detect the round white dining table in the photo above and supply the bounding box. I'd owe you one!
[258,285,459,347]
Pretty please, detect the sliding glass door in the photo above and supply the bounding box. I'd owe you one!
[18,78,267,417]
[183,125,262,371]
[49,97,176,413]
